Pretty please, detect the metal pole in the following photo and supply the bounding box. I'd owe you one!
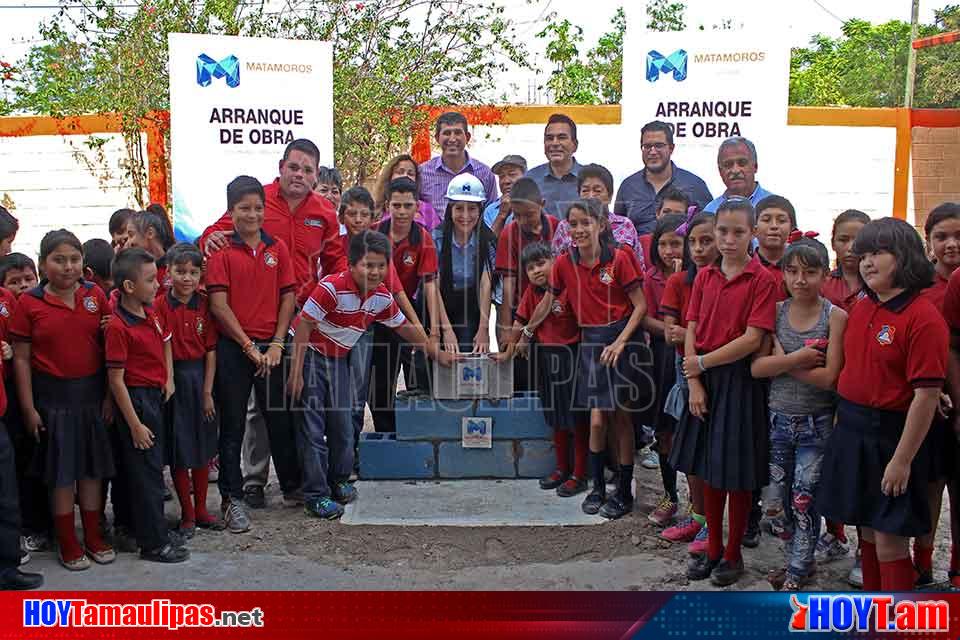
[904,0,921,107]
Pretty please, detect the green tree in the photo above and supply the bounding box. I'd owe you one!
[2,0,528,203]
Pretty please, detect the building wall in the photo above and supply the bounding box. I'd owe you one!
[911,126,960,231]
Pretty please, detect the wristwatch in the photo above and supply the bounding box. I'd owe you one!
[521,326,535,340]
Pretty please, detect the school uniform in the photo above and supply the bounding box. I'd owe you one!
[9,281,114,488]
[154,291,218,470]
[0,359,21,573]
[515,285,581,430]
[205,230,302,504]
[298,272,406,501]
[642,267,676,436]
[551,244,651,413]
[670,255,777,492]
[818,290,948,537]
[370,221,437,433]
[105,303,171,552]
[820,269,864,312]
[496,212,560,392]
[757,251,788,302]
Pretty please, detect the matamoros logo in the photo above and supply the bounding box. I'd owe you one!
[646,49,688,82]
[789,594,949,633]
[196,53,240,88]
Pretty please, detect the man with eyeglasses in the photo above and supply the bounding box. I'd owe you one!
[702,136,774,213]
[613,120,712,235]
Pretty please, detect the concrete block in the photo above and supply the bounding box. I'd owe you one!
[475,393,551,439]
[931,127,960,144]
[358,433,436,479]
[437,441,516,478]
[395,397,474,441]
[912,144,943,160]
[516,440,556,478]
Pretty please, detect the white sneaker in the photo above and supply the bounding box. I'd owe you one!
[223,499,251,534]
[814,532,850,564]
[847,556,863,588]
[639,447,660,470]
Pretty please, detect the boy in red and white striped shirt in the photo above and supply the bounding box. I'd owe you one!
[288,231,455,519]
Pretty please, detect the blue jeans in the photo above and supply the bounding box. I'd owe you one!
[764,410,833,576]
[298,349,354,501]
[348,328,374,441]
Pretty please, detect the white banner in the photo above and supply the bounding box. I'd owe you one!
[621,28,790,196]
[168,33,333,242]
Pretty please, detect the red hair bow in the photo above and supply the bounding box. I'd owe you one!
[787,230,819,244]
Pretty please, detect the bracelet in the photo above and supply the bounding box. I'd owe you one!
[697,355,707,372]
[241,340,254,353]
[521,326,535,339]
[269,340,285,351]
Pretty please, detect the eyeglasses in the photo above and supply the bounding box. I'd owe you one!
[641,142,669,152]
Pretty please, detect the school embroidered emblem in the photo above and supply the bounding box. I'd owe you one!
[551,300,564,315]
[876,324,895,346]
[264,252,278,268]
[196,317,205,335]
[599,267,614,285]
[304,218,325,228]
[82,296,98,313]
[0,302,8,318]
[403,252,415,266]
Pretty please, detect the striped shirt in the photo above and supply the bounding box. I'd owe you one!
[300,271,406,358]
[419,152,498,214]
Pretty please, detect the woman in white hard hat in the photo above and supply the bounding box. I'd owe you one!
[431,174,499,353]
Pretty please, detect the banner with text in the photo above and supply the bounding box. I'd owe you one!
[168,33,333,242]
[621,27,790,196]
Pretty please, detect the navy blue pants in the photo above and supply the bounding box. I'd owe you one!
[298,350,353,501]
[0,420,21,571]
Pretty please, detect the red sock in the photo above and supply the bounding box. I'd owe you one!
[724,490,751,563]
[703,483,727,562]
[573,424,589,479]
[54,512,83,561]
[861,540,881,591]
[191,467,212,522]
[80,508,110,553]
[173,467,195,526]
[912,540,934,575]
[827,519,847,543]
[553,430,570,474]
[880,557,917,591]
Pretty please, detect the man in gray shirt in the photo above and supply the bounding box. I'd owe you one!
[525,113,582,219]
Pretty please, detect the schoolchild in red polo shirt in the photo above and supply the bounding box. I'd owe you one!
[819,218,948,592]
[105,248,187,564]
[821,209,870,312]
[661,214,718,551]
[754,195,797,302]
[516,198,649,521]
[10,230,115,571]
[942,215,960,587]
[206,176,302,534]
[370,177,440,433]
[913,203,960,586]
[495,178,560,392]
[497,242,587,498]
[639,213,686,527]
[678,198,777,587]
[153,243,222,536]
[638,189,690,272]
[289,231,454,520]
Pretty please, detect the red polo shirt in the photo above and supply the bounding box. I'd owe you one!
[0,287,16,343]
[153,291,218,362]
[820,269,864,313]
[300,271,406,358]
[105,304,171,388]
[838,290,947,412]
[200,179,346,290]
[922,272,950,316]
[377,220,438,299]
[205,230,296,341]
[551,245,643,327]
[515,285,578,346]
[944,268,960,336]
[757,251,787,302]
[643,267,667,320]
[9,280,109,378]
[661,271,694,328]
[495,213,560,306]
[686,254,777,353]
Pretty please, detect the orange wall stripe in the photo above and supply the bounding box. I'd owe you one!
[913,31,960,49]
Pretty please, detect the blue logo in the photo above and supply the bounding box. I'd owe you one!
[196,53,240,88]
[646,49,688,82]
[462,366,482,382]
[466,420,487,436]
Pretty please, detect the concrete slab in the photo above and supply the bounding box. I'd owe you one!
[341,480,606,527]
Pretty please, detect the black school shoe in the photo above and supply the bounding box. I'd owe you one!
[687,550,723,580]
[243,485,266,509]
[539,471,568,490]
[711,557,745,587]
[742,517,761,549]
[140,543,189,564]
[581,489,605,515]
[599,494,633,520]
[556,476,587,497]
[0,568,43,591]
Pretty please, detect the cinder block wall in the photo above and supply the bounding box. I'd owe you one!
[912,127,960,230]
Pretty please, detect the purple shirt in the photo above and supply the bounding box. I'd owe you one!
[419,152,498,214]
[551,212,646,271]
[380,199,442,231]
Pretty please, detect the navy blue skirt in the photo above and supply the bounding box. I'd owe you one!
[648,335,677,436]
[668,358,768,491]
[534,343,583,430]
[166,359,218,469]
[818,399,931,537]
[575,319,653,413]
[32,373,114,488]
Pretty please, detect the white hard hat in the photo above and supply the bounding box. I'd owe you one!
[446,174,486,203]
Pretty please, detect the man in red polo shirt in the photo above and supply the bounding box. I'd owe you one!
[200,139,344,509]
